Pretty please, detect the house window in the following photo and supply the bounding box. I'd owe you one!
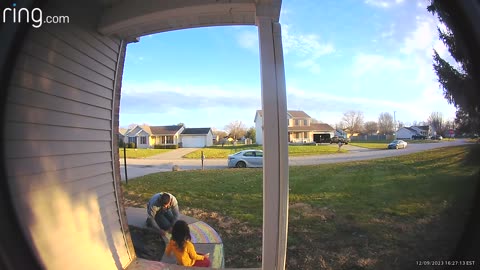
[140,136,147,144]
[304,132,308,138]
[295,119,300,126]
[166,136,173,144]
[128,137,135,143]
[296,133,300,139]
[304,120,308,126]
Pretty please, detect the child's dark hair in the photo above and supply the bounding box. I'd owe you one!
[171,220,191,250]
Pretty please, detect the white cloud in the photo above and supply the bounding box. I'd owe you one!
[401,17,437,56]
[282,24,335,57]
[381,23,395,39]
[234,24,334,75]
[236,30,258,52]
[365,0,404,8]
[296,59,321,74]
[351,53,405,78]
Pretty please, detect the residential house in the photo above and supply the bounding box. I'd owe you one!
[254,110,335,144]
[180,128,214,148]
[123,125,184,148]
[118,128,127,145]
[122,125,214,148]
[396,125,434,139]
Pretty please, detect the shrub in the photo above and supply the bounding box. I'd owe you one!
[128,142,136,148]
[153,144,178,149]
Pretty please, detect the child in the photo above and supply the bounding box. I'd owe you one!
[165,220,211,267]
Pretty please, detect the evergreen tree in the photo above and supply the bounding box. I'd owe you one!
[428,1,480,134]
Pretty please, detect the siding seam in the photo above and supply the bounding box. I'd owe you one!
[19,51,114,90]
[25,38,115,81]
[6,100,112,120]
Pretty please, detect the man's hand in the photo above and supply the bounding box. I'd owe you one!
[204,253,210,258]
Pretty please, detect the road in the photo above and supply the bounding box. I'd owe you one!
[120,139,472,180]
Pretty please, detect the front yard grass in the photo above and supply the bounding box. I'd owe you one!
[119,148,173,159]
[183,144,345,159]
[122,144,480,269]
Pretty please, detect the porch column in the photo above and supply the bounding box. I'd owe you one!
[257,15,289,270]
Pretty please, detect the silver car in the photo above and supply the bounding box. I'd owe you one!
[227,150,263,168]
[387,140,408,149]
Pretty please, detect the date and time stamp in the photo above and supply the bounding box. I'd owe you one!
[416,260,476,267]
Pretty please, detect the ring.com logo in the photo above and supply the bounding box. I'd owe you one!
[2,3,70,28]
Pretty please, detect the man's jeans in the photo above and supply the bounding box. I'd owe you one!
[154,209,175,230]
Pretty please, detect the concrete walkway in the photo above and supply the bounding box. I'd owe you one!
[126,207,224,268]
[145,148,201,160]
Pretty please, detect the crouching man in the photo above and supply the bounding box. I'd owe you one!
[146,192,179,237]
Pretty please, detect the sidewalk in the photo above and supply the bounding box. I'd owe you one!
[144,148,200,160]
[125,207,224,268]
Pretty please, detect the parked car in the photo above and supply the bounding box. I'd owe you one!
[412,135,427,140]
[330,136,350,144]
[227,150,263,168]
[432,135,443,140]
[387,140,407,149]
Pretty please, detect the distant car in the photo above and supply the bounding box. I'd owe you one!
[330,136,350,144]
[387,140,407,149]
[432,135,443,140]
[412,135,427,140]
[227,150,263,168]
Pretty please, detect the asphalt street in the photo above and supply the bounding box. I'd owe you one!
[120,139,472,181]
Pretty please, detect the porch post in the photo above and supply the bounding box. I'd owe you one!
[256,15,289,270]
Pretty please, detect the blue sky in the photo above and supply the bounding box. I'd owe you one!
[119,0,456,131]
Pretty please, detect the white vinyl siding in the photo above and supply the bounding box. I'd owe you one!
[4,5,132,269]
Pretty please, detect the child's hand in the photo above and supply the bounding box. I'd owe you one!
[205,253,210,258]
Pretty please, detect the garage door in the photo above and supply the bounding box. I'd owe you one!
[181,136,206,148]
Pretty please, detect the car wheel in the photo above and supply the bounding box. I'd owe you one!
[236,161,246,168]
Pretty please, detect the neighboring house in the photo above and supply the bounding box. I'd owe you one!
[123,125,184,148]
[121,125,214,148]
[396,125,434,139]
[254,110,335,144]
[180,128,214,148]
[123,125,153,148]
[149,125,185,147]
[118,128,127,144]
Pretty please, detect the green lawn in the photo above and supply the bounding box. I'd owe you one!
[349,139,444,149]
[122,145,480,269]
[349,142,389,149]
[118,148,173,159]
[183,144,345,159]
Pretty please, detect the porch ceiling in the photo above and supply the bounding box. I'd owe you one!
[98,0,282,40]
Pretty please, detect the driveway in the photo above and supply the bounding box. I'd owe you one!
[120,139,472,181]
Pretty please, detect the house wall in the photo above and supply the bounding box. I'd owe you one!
[255,114,264,145]
[396,128,414,139]
[206,131,214,147]
[136,130,150,149]
[3,1,133,269]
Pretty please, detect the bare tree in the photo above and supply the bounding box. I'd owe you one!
[378,112,394,135]
[335,121,345,131]
[428,112,445,135]
[342,111,364,135]
[311,118,323,123]
[225,120,247,139]
[364,121,378,135]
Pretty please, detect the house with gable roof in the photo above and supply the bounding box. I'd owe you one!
[396,125,434,139]
[122,124,214,148]
[254,110,335,145]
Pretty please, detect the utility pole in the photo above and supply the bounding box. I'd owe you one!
[394,111,397,139]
